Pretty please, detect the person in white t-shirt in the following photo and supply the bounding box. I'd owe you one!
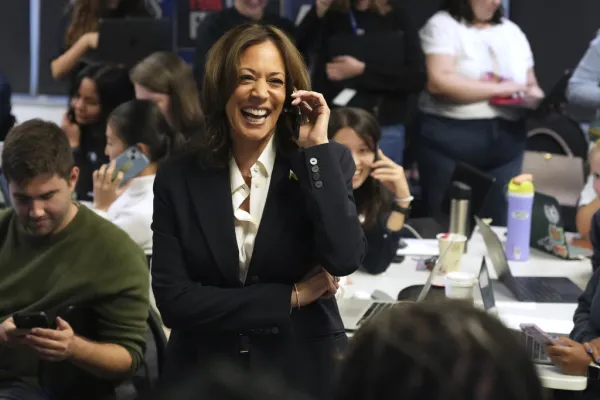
[91,99,185,255]
[577,143,600,239]
[416,0,544,226]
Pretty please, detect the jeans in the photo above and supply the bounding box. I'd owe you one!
[379,124,405,166]
[416,114,526,227]
[0,381,49,400]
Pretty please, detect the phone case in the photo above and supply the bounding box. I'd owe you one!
[520,323,557,346]
[14,311,50,329]
[278,85,301,141]
[112,146,150,186]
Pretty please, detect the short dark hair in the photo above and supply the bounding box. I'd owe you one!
[108,99,186,163]
[440,0,504,24]
[334,301,545,400]
[328,108,391,229]
[198,24,311,167]
[2,119,74,184]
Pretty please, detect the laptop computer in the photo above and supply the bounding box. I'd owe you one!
[84,18,173,68]
[439,162,496,234]
[478,257,496,312]
[475,216,583,303]
[530,192,592,260]
[339,241,451,331]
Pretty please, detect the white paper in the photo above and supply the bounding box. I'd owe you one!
[396,239,439,257]
[332,88,357,107]
[295,5,313,26]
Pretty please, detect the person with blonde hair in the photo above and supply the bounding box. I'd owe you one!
[151,24,365,399]
[131,52,204,140]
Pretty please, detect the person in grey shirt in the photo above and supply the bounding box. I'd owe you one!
[567,32,600,108]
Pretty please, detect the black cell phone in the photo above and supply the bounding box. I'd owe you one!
[13,311,50,329]
[278,83,301,141]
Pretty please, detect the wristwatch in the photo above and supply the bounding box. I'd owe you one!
[391,201,411,217]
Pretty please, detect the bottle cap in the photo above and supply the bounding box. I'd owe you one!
[508,178,534,194]
[450,181,471,200]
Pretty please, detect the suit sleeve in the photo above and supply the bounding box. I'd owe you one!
[151,164,294,333]
[192,15,220,94]
[354,8,426,94]
[571,211,600,342]
[289,142,366,276]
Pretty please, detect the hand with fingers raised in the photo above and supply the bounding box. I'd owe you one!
[290,90,330,149]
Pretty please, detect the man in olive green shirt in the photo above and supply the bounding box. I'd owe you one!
[0,119,149,399]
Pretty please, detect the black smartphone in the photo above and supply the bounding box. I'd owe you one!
[278,84,301,141]
[14,311,50,329]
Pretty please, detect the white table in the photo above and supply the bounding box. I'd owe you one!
[345,226,592,392]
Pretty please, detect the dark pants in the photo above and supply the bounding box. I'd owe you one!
[0,381,48,400]
[416,114,526,227]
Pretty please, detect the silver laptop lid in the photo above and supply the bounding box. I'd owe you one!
[416,240,454,302]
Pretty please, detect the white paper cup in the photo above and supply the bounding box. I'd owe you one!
[445,272,476,301]
[436,233,467,274]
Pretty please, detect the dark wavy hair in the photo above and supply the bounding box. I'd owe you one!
[196,24,311,167]
[328,108,391,229]
[108,99,186,164]
[334,300,546,400]
[75,63,135,125]
[440,0,503,24]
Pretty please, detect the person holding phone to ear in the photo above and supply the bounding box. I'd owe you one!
[91,99,185,254]
[150,24,366,399]
[329,108,411,275]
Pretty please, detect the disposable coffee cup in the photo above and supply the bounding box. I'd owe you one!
[445,272,476,301]
[436,233,467,274]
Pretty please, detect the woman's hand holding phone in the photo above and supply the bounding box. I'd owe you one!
[61,111,81,148]
[290,90,330,149]
[92,161,128,212]
[370,149,411,202]
[547,337,598,376]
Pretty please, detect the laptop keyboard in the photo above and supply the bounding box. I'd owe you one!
[356,302,395,327]
[513,278,564,302]
[515,330,555,365]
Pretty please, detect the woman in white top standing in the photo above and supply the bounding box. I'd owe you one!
[91,99,185,254]
[417,0,544,226]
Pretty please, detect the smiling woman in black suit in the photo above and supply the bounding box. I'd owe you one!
[150,24,366,400]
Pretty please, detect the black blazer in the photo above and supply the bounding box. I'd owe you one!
[151,141,366,399]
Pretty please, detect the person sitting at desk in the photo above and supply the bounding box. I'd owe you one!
[334,301,545,400]
[0,119,149,399]
[131,52,204,141]
[297,0,425,165]
[329,107,411,275]
[51,0,153,94]
[151,24,366,400]
[61,64,135,201]
[91,99,185,255]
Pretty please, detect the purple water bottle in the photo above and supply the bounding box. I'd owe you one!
[505,178,534,261]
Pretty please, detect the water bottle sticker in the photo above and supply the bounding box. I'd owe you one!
[511,211,529,220]
[514,247,521,260]
[543,204,560,225]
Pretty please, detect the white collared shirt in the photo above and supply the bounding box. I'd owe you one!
[229,135,276,284]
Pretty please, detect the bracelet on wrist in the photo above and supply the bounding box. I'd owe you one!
[396,195,414,204]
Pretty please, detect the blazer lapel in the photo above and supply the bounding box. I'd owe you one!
[247,155,291,276]
[185,165,240,284]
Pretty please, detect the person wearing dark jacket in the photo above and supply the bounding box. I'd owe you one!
[546,210,600,399]
[192,0,299,94]
[297,0,425,165]
[329,108,411,275]
[0,73,15,141]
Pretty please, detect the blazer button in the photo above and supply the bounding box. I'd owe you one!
[312,173,321,181]
[311,165,319,173]
[309,157,318,165]
[249,329,255,334]
[315,181,323,189]
[272,327,279,334]
[257,328,264,334]
[251,276,260,283]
